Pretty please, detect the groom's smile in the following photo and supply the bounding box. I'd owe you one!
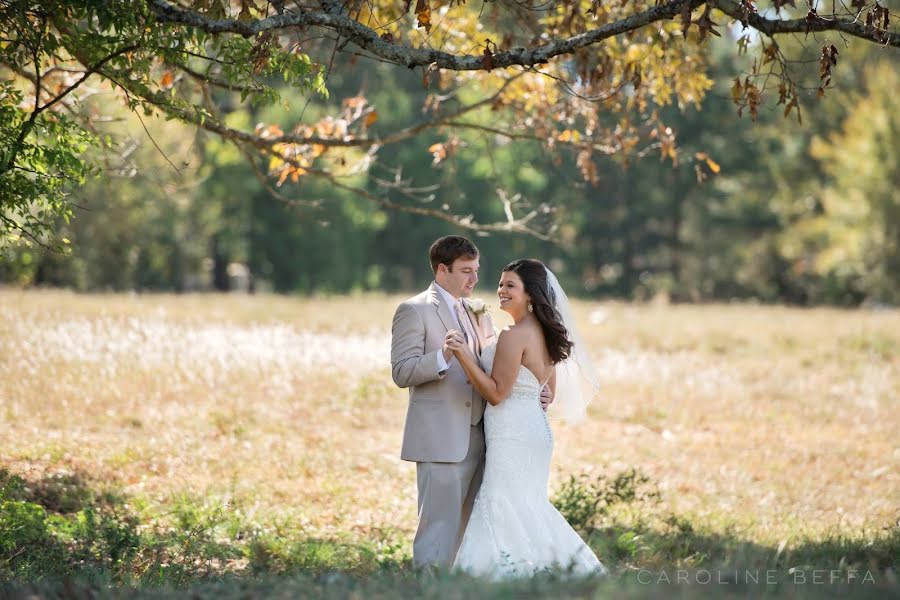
[437,256,480,299]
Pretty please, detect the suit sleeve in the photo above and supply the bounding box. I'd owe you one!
[391,302,447,388]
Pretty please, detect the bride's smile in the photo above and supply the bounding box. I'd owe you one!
[497,273,529,316]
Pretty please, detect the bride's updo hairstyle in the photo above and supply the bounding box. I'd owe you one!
[502,259,574,364]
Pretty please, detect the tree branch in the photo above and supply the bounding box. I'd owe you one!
[149,0,898,75]
[178,62,266,94]
[711,0,899,47]
[38,44,140,115]
[443,120,622,155]
[148,0,710,70]
[317,167,556,241]
[99,64,519,154]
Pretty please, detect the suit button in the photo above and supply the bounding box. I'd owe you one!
[465,401,471,407]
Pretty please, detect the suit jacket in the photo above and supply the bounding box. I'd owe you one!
[391,282,496,463]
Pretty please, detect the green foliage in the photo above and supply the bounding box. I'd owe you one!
[1,465,897,597]
[0,0,324,247]
[0,81,93,249]
[1,3,898,304]
[803,62,900,303]
[0,469,141,581]
[551,468,661,534]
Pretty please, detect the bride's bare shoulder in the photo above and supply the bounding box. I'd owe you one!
[498,321,542,346]
[497,324,529,345]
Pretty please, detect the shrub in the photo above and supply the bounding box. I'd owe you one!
[551,468,660,534]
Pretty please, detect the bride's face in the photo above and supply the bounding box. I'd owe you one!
[497,271,529,314]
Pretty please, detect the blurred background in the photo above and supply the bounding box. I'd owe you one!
[1,32,897,305]
[1,5,898,592]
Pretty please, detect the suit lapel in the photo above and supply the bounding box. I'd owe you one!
[460,299,482,355]
[429,283,456,332]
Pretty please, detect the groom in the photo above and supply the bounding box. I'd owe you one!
[391,235,551,569]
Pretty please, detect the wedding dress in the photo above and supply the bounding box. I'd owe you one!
[452,342,608,579]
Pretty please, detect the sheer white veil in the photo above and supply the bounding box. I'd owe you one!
[545,268,599,423]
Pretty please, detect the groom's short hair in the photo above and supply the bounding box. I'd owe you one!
[429,236,479,274]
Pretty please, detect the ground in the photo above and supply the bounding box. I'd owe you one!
[0,289,897,597]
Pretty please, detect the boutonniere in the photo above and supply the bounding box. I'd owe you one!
[466,298,490,325]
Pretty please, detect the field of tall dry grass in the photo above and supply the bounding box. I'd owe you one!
[1,288,897,596]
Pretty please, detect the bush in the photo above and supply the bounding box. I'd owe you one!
[0,469,142,580]
[551,468,661,534]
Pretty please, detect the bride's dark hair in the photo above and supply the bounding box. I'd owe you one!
[502,259,573,364]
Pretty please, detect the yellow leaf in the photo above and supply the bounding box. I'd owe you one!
[705,157,720,173]
[730,78,742,104]
[557,129,580,143]
[238,0,252,21]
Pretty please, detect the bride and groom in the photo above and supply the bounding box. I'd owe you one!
[390,235,606,579]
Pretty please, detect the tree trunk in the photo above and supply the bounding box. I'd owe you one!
[211,233,230,292]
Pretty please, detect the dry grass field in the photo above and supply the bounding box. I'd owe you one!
[1,288,898,597]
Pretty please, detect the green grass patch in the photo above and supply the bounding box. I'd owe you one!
[1,466,896,598]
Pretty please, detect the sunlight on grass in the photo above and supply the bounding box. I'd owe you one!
[1,289,897,595]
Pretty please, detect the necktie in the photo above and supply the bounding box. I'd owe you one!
[455,300,477,355]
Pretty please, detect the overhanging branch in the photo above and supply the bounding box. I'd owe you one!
[149,0,708,70]
[711,0,899,47]
[148,0,899,73]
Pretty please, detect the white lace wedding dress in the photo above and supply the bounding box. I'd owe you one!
[453,343,608,579]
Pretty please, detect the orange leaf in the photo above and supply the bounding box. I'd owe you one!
[160,71,174,89]
[364,111,378,127]
[414,0,431,33]
[428,142,446,165]
[343,96,366,110]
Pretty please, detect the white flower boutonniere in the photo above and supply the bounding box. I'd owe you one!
[466,298,490,325]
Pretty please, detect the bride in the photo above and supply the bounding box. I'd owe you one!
[445,258,607,579]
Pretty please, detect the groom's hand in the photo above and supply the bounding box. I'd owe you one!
[540,385,553,412]
[443,330,461,361]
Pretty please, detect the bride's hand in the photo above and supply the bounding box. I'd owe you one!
[444,330,468,356]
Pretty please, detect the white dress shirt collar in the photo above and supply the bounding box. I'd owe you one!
[434,281,466,327]
[434,281,462,308]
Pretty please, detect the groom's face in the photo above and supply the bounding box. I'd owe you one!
[438,256,480,298]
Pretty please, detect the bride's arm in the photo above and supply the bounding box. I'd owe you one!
[446,329,525,406]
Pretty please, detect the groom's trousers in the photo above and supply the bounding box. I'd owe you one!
[413,424,485,569]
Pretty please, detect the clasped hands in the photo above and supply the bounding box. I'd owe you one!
[443,329,471,356]
[443,329,554,412]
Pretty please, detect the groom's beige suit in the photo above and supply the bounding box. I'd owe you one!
[391,282,496,568]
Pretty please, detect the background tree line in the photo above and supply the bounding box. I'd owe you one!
[1,31,897,305]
